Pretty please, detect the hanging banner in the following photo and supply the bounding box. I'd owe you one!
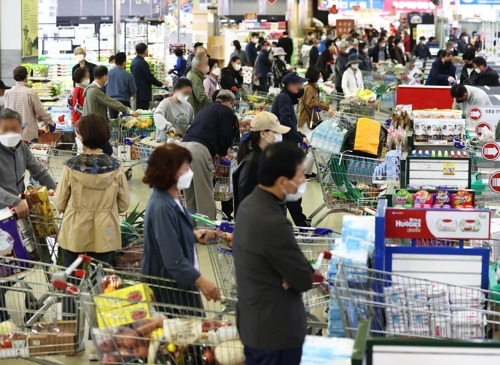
[383,0,435,11]
[22,0,39,58]
[460,0,500,4]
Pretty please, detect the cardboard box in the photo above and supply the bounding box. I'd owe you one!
[28,320,78,356]
[97,302,152,329]
[94,283,154,313]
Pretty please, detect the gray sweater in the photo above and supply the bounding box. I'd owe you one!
[0,142,56,209]
[153,97,194,140]
[83,82,131,120]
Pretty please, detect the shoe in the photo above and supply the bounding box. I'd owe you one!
[305,173,317,180]
[88,343,98,361]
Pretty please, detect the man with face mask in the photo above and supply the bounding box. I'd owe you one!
[450,84,491,119]
[472,56,500,87]
[154,78,194,140]
[72,47,97,85]
[425,50,456,86]
[335,40,350,94]
[460,50,479,85]
[256,41,273,92]
[187,54,213,114]
[106,52,137,119]
[369,37,388,64]
[271,72,310,227]
[246,32,260,66]
[412,36,431,59]
[233,141,314,365]
[0,81,10,113]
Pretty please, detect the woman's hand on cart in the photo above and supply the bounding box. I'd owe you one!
[195,275,221,301]
[130,110,140,117]
[194,229,219,244]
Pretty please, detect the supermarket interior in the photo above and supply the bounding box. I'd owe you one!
[4,0,500,364]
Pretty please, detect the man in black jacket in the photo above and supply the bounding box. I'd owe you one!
[131,43,166,110]
[245,33,259,66]
[308,39,320,68]
[271,72,310,227]
[72,47,97,85]
[460,50,478,85]
[472,56,500,86]
[233,142,314,365]
[335,41,350,93]
[278,31,294,64]
[256,41,272,92]
[412,36,431,59]
[315,39,335,80]
[180,90,238,220]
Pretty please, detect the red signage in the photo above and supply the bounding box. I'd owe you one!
[482,142,500,161]
[489,171,500,194]
[469,107,482,121]
[385,208,490,240]
[383,0,435,11]
[267,0,277,4]
[476,123,490,136]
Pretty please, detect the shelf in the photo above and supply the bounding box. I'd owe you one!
[30,77,51,82]
[413,141,455,146]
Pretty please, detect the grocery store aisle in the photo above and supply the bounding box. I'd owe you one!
[6,165,343,365]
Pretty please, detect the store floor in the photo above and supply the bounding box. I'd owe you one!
[5,165,344,365]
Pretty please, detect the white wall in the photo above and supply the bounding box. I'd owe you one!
[0,0,22,49]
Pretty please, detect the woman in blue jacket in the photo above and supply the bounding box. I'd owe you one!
[141,144,220,310]
[425,50,457,86]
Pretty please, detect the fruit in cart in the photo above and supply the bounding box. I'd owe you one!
[203,348,215,363]
[0,321,17,335]
[114,326,140,348]
[101,274,123,292]
[134,315,165,336]
[97,338,117,353]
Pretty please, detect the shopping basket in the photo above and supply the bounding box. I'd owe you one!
[56,256,245,365]
[327,257,500,340]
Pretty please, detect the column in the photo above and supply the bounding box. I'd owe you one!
[0,0,22,86]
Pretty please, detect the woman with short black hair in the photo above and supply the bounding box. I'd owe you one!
[230,40,249,66]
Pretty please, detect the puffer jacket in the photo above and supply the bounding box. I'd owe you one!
[56,154,130,253]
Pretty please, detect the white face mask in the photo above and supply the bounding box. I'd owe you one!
[317,78,324,85]
[81,79,90,87]
[274,133,283,143]
[284,180,307,202]
[279,56,285,61]
[212,67,221,77]
[474,68,481,74]
[351,63,359,70]
[233,63,241,71]
[0,132,22,148]
[381,43,386,48]
[178,94,190,103]
[177,168,194,190]
[252,38,259,43]
[76,54,85,62]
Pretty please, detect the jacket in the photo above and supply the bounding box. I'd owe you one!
[389,46,405,65]
[72,85,85,124]
[72,61,97,84]
[220,68,243,97]
[412,44,431,59]
[335,52,349,90]
[187,68,212,114]
[460,65,478,86]
[233,147,261,215]
[452,85,492,116]
[203,75,220,99]
[271,58,289,87]
[142,188,203,308]
[358,53,373,72]
[245,42,258,66]
[476,66,500,86]
[342,68,364,98]
[56,154,130,253]
[457,40,467,54]
[316,49,334,79]
[425,58,457,86]
[299,83,330,128]
[0,142,56,209]
[131,55,163,102]
[309,46,319,68]
[271,89,304,143]
[278,37,294,64]
[171,56,187,76]
[256,50,272,79]
[233,187,313,350]
[368,45,388,63]
[230,50,250,66]
[83,83,130,120]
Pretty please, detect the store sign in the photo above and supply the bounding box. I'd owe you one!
[489,171,500,193]
[385,209,491,240]
[383,0,435,11]
[336,19,355,36]
[244,13,258,22]
[460,0,500,5]
[21,0,38,58]
[467,106,500,135]
[482,142,500,161]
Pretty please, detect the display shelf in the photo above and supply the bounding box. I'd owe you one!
[413,141,455,146]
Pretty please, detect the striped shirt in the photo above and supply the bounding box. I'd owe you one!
[5,82,53,141]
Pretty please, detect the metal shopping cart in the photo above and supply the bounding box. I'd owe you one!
[309,149,387,226]
[55,256,244,365]
[30,142,77,183]
[327,258,500,340]
[213,156,237,202]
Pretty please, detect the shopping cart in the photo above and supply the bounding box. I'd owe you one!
[56,256,244,365]
[30,143,77,183]
[213,156,237,202]
[0,257,85,362]
[327,258,500,340]
[309,149,387,226]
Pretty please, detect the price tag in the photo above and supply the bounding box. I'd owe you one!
[443,163,456,175]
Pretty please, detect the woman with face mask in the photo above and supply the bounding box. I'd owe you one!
[220,56,244,100]
[142,143,220,309]
[203,59,221,99]
[358,42,373,71]
[71,68,90,125]
[341,55,364,98]
[230,40,249,66]
[271,47,291,88]
[233,111,290,214]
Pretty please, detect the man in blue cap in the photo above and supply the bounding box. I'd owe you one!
[271,72,310,227]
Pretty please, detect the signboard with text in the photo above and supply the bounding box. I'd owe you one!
[460,0,500,5]
[336,19,356,35]
[383,0,435,11]
[467,106,500,135]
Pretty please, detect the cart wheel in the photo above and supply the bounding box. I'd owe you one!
[125,169,132,180]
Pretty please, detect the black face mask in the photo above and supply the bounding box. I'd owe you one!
[296,89,305,99]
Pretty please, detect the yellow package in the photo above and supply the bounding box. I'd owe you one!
[25,186,58,238]
[354,118,382,156]
[97,302,152,329]
[94,283,154,313]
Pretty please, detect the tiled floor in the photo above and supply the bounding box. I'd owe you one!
[5,165,343,364]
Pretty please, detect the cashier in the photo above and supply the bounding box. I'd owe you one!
[450,84,491,119]
[425,50,456,86]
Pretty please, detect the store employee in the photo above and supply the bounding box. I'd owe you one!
[450,84,491,121]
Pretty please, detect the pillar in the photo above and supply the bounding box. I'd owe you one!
[0,0,22,86]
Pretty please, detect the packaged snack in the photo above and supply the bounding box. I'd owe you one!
[413,120,427,142]
[413,190,432,208]
[433,188,452,208]
[452,190,474,209]
[393,190,413,208]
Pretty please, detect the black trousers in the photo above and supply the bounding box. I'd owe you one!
[286,199,309,227]
[258,78,269,93]
[109,101,131,120]
[137,99,150,111]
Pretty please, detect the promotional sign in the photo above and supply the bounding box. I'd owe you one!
[21,0,38,58]
[482,142,500,161]
[489,171,500,193]
[336,19,355,36]
[383,0,435,11]
[385,208,491,240]
[319,0,384,10]
[460,0,500,5]
[244,13,258,22]
[467,106,500,134]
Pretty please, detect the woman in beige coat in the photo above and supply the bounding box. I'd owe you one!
[56,114,129,340]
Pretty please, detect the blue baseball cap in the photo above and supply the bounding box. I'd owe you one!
[282,72,308,85]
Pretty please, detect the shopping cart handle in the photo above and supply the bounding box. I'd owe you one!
[219,221,234,233]
[313,227,333,235]
[124,135,147,146]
